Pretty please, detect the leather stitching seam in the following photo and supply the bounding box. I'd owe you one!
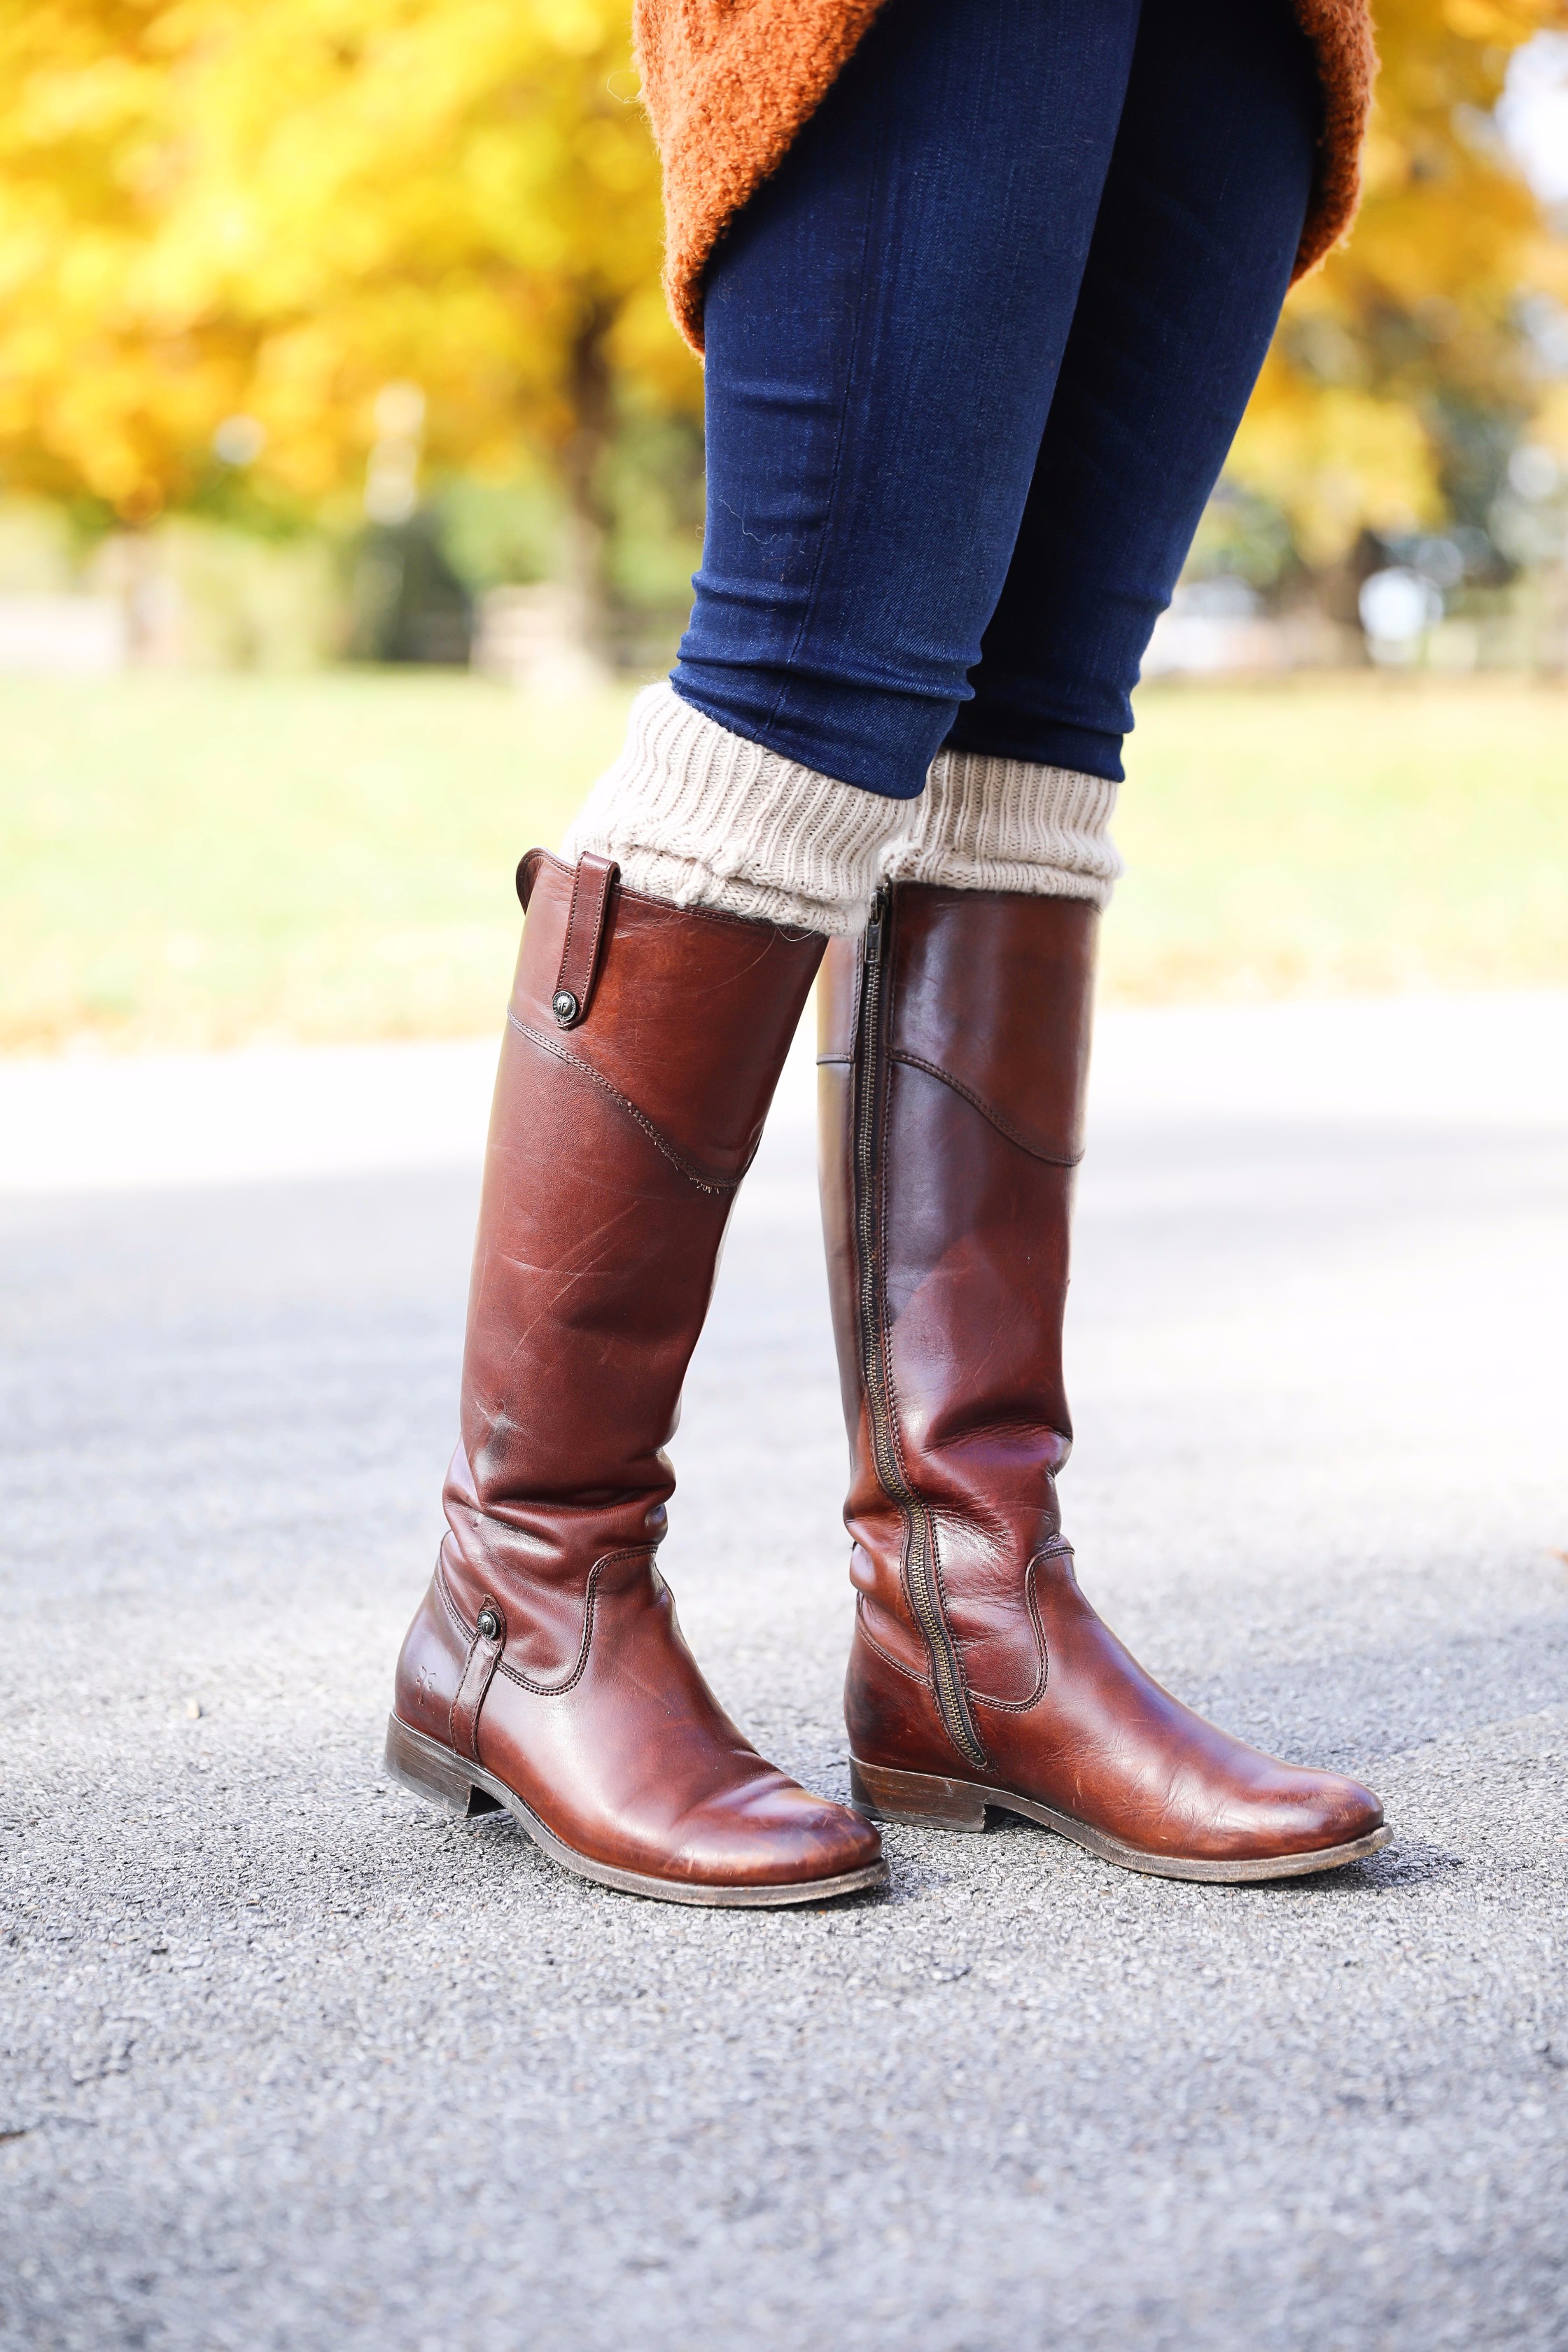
[435,1551,649,1699]
[869,965,989,1776]
[967,1546,1066,1714]
[892,1051,1084,1168]
[558,862,588,1002]
[508,1014,746,1195]
[435,1556,474,1644]
[855,1594,932,1689]
[923,1514,990,1768]
[872,1067,927,1646]
[448,1594,504,1759]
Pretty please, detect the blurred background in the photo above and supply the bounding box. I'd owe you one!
[1,0,1566,1056]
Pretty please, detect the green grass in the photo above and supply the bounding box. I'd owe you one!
[0,671,629,1054]
[1110,675,1568,1002]
[2,668,1564,1054]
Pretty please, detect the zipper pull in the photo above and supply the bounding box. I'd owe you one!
[859,888,886,988]
[855,888,888,1070]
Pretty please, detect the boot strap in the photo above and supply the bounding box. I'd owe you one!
[515,849,620,1031]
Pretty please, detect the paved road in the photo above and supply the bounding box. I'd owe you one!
[4,1002,1567,2351]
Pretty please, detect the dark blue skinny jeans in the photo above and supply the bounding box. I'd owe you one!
[670,0,1320,798]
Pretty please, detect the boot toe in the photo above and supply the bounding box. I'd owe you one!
[1241,1766,1384,1860]
[676,1777,886,1889]
[1309,1772,1384,1849]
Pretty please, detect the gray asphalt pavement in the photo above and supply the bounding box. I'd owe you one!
[3,1005,1567,2351]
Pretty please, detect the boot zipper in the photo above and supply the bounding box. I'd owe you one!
[854,889,987,1772]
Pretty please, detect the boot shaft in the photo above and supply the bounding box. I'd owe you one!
[449,852,824,1635]
[391,849,889,1907]
[818,881,1100,1762]
[822,885,1390,1879]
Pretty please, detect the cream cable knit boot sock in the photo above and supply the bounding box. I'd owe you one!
[559,682,907,936]
[879,746,1123,906]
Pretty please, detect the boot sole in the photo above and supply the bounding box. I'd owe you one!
[850,1757,1391,1883]
[385,1716,890,1907]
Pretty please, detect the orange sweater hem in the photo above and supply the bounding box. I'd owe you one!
[634,0,1377,354]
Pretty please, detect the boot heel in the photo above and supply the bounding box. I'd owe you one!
[384,1716,503,1818]
[849,1758,990,1833]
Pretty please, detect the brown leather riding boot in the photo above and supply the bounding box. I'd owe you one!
[388,848,886,1905]
[818,880,1388,1882]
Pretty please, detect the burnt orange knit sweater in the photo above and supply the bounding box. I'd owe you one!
[635,0,1376,351]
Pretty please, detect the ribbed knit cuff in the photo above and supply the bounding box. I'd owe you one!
[559,682,907,937]
[878,748,1123,909]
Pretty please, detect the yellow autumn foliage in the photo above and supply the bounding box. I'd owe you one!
[0,0,687,519]
[0,0,1564,550]
[1233,0,1568,559]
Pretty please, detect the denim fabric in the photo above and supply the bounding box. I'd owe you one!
[671,0,1320,799]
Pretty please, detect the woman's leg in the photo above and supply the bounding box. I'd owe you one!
[563,0,1147,934]
[674,0,1145,800]
[885,0,1320,890]
[825,0,1388,1877]
[948,0,1323,783]
[392,0,1158,1905]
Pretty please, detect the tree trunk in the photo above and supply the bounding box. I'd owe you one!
[559,291,618,670]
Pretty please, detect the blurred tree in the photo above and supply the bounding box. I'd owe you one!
[3,0,1566,636]
[1231,0,1568,584]
[0,0,693,631]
